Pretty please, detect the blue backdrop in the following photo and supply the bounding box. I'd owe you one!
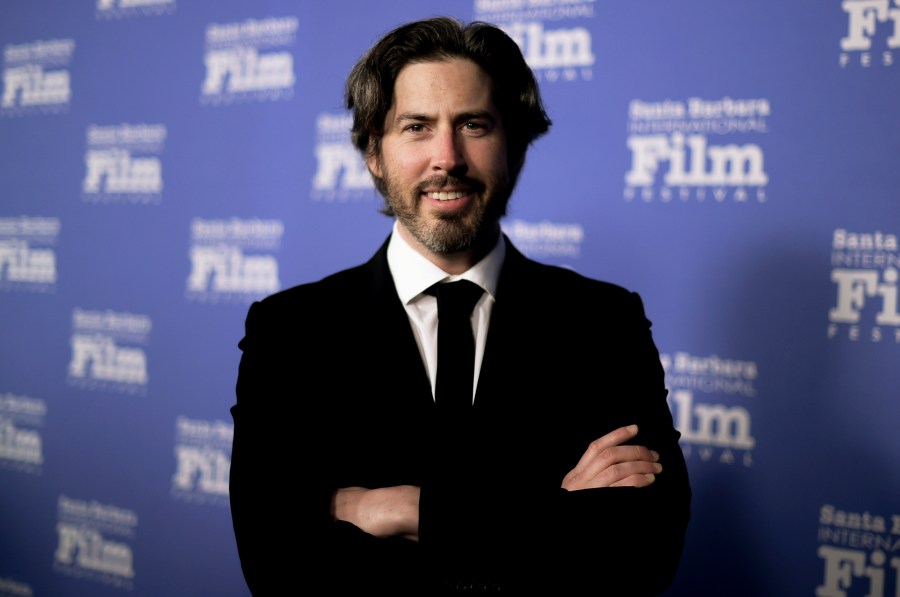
[2,1,899,596]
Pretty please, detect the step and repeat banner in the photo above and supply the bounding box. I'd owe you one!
[2,1,898,596]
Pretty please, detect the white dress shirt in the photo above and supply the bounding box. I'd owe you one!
[386,220,504,403]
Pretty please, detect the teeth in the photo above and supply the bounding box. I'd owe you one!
[427,191,466,201]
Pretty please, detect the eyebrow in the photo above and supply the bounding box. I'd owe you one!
[393,110,497,128]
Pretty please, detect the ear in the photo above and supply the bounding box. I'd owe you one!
[366,151,382,178]
[366,138,382,178]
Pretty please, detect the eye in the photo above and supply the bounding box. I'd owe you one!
[462,120,491,136]
[404,123,426,133]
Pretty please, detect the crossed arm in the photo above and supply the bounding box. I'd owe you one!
[331,423,661,541]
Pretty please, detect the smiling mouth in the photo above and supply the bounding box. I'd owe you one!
[425,191,468,201]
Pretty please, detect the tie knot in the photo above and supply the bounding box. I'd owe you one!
[432,280,484,319]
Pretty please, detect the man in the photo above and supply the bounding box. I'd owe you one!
[229,16,691,595]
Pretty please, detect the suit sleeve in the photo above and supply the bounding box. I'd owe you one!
[547,291,691,595]
[534,290,691,595]
[228,299,425,595]
[417,289,691,596]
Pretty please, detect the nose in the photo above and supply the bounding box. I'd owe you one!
[431,129,466,174]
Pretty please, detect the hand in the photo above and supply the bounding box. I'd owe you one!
[561,424,662,491]
[331,485,421,541]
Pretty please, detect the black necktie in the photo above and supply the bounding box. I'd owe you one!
[431,280,484,412]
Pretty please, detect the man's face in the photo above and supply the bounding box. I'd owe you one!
[367,59,511,256]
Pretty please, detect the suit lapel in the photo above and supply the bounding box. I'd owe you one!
[474,239,540,412]
[361,237,436,410]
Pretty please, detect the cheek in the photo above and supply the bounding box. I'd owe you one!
[380,145,429,181]
[469,138,508,174]
[395,148,430,174]
[478,151,510,181]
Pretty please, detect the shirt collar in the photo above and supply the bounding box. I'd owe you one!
[387,219,504,305]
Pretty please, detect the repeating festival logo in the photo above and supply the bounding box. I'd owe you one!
[502,219,584,260]
[661,351,757,467]
[0,576,33,597]
[67,308,151,394]
[624,97,770,204]
[82,123,166,204]
[0,392,45,475]
[311,112,375,202]
[828,228,900,344]
[839,0,899,68]
[185,217,282,303]
[816,504,900,596]
[171,416,231,506]
[96,0,176,20]
[473,0,595,83]
[54,495,137,590]
[0,216,59,292]
[200,16,297,105]
[1,38,73,116]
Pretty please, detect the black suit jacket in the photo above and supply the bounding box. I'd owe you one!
[229,234,691,595]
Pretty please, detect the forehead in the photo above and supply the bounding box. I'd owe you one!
[390,58,495,114]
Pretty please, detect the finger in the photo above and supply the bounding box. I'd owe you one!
[600,459,663,488]
[563,444,661,490]
[567,424,640,477]
[610,472,659,489]
[566,460,662,490]
[569,443,658,485]
[573,460,662,489]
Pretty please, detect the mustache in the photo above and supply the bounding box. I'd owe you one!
[416,175,485,195]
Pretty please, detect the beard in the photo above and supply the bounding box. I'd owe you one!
[380,169,512,255]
